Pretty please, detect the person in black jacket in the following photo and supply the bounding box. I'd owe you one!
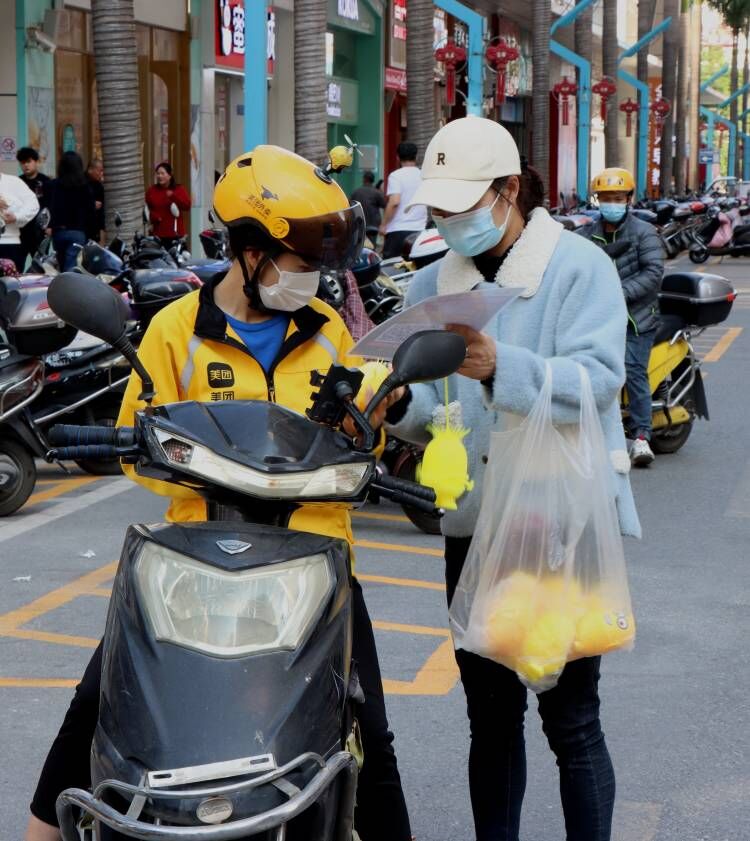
[578,167,665,467]
[86,158,106,242]
[47,151,97,271]
[16,146,50,266]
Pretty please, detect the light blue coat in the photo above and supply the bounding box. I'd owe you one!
[387,207,641,539]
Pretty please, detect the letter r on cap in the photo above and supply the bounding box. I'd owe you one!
[436,153,446,165]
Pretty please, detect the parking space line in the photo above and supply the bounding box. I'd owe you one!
[703,327,743,362]
[25,475,101,508]
[373,620,449,637]
[359,572,445,591]
[382,639,458,696]
[352,511,411,523]
[6,628,99,648]
[355,539,443,557]
[0,678,78,688]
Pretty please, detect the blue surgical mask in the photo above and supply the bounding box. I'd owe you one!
[599,202,628,224]
[434,194,512,257]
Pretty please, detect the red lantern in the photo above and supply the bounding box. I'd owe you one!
[486,39,520,106]
[716,121,729,151]
[592,76,618,121]
[650,97,671,127]
[619,97,638,137]
[435,39,467,108]
[553,76,578,126]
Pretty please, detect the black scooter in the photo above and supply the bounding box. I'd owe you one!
[45,271,464,841]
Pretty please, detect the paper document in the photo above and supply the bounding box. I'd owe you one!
[351,286,523,360]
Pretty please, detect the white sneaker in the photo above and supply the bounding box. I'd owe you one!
[630,437,655,467]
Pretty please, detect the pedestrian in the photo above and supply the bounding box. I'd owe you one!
[379,141,427,258]
[47,151,97,272]
[86,158,105,242]
[145,161,191,250]
[24,145,412,841]
[0,169,39,272]
[578,167,665,467]
[351,170,386,238]
[16,147,51,266]
[386,117,641,841]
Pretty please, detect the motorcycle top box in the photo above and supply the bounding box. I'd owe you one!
[130,268,202,323]
[658,272,736,327]
[0,275,77,356]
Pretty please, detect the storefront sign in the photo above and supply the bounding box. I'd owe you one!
[327,0,375,35]
[388,0,407,69]
[215,1,276,75]
[647,78,663,198]
[326,76,359,124]
[385,66,407,93]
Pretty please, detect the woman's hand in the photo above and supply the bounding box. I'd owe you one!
[446,324,497,381]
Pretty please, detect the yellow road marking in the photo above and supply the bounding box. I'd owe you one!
[5,628,99,648]
[354,539,443,557]
[373,619,450,637]
[703,327,743,362]
[24,475,101,508]
[0,562,117,642]
[352,510,411,523]
[359,572,445,591]
[382,639,459,696]
[0,678,78,688]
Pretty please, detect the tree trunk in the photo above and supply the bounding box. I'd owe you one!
[731,29,740,177]
[637,0,657,86]
[574,3,593,195]
[602,0,619,167]
[660,0,680,195]
[406,0,437,164]
[532,0,551,195]
[688,0,701,189]
[294,0,327,166]
[91,0,144,241]
[674,3,690,194]
[743,23,749,178]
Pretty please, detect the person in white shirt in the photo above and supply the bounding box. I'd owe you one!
[0,172,40,271]
[379,142,428,258]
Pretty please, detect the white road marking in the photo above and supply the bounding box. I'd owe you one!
[0,478,133,544]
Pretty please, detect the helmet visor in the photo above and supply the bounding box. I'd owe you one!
[283,203,365,270]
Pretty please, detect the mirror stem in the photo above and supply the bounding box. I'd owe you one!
[114,334,156,403]
[363,375,399,421]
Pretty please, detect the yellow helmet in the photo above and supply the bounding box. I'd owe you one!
[591,167,635,194]
[213,145,365,269]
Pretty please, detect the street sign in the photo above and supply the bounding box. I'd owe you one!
[699,150,716,164]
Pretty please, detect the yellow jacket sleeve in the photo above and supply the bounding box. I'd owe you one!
[116,313,202,501]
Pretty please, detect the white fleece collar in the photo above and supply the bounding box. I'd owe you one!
[436,206,564,298]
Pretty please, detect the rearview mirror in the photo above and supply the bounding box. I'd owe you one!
[142,206,150,224]
[170,202,179,218]
[363,330,466,420]
[37,208,51,229]
[48,272,129,344]
[114,211,123,228]
[208,209,216,224]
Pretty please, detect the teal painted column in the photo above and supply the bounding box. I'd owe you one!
[189,0,203,253]
[15,0,27,147]
[244,0,268,149]
[434,0,485,115]
[351,12,384,197]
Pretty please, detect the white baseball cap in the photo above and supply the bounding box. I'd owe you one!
[407,116,522,213]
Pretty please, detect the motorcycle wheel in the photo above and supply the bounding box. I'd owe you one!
[75,408,123,476]
[689,246,710,264]
[0,439,37,516]
[651,388,694,454]
[392,449,442,536]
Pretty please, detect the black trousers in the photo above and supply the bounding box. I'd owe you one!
[30,577,412,841]
[382,230,415,260]
[446,537,616,841]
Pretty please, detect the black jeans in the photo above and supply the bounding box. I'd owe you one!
[446,537,615,841]
[383,229,416,260]
[30,577,412,841]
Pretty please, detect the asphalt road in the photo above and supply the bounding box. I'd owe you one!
[1,251,749,840]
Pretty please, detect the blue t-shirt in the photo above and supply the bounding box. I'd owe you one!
[224,312,290,373]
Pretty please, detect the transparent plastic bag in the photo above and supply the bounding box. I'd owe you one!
[449,363,635,692]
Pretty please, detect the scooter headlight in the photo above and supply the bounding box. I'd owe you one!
[135,542,334,657]
[152,428,371,499]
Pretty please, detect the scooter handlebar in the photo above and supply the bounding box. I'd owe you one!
[48,424,135,448]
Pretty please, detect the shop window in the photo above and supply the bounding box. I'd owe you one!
[152,74,171,167]
[55,10,88,52]
[55,51,90,158]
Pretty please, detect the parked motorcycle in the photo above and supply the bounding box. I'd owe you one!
[45,270,464,841]
[689,202,750,262]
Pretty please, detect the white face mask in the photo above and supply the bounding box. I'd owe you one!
[258,258,320,312]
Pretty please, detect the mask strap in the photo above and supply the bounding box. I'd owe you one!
[240,251,273,313]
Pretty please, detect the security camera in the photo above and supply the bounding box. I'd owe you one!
[27,27,56,54]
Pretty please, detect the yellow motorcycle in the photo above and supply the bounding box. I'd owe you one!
[622,272,737,453]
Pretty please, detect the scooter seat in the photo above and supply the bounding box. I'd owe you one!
[654,314,686,344]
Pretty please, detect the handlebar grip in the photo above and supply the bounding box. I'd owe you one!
[52,444,120,460]
[48,425,135,448]
[376,473,437,503]
[371,484,441,515]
